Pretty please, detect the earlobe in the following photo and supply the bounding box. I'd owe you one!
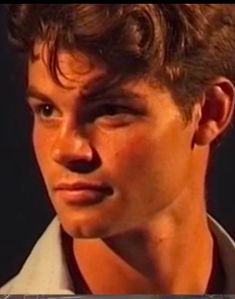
[194,120,221,146]
[193,79,235,146]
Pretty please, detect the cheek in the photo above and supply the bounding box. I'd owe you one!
[102,127,188,177]
[100,124,193,207]
[112,137,151,177]
[32,126,53,170]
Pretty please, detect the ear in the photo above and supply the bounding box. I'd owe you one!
[193,78,235,146]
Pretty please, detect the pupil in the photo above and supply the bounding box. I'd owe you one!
[43,105,52,116]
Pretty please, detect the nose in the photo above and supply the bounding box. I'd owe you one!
[51,126,94,170]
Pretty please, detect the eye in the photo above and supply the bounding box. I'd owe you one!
[83,102,141,127]
[98,104,131,116]
[28,100,61,121]
[37,103,55,118]
[89,103,135,121]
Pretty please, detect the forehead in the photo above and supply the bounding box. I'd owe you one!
[28,43,107,90]
[28,43,179,118]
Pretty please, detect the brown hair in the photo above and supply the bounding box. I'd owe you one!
[6,4,235,119]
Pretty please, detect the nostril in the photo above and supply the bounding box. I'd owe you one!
[65,147,102,173]
[67,159,100,174]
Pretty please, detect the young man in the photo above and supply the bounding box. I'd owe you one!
[1,4,235,295]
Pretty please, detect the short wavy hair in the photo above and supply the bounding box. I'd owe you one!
[6,4,235,119]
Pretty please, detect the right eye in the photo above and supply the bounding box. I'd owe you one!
[34,103,56,119]
[28,101,61,121]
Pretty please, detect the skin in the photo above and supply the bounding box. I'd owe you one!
[27,43,234,294]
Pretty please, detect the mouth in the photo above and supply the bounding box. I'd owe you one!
[54,181,113,206]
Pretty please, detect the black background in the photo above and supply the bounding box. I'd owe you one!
[0,5,235,286]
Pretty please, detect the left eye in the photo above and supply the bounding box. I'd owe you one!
[97,104,130,116]
[82,103,138,127]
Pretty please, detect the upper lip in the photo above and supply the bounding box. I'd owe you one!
[54,181,111,192]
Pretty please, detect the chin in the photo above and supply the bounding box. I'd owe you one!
[58,213,115,239]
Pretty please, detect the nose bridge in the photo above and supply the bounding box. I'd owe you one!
[52,119,93,164]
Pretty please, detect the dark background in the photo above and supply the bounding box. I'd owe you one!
[0,5,235,286]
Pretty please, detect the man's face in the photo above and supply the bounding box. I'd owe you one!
[28,45,198,238]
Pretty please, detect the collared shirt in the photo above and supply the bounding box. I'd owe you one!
[0,216,235,294]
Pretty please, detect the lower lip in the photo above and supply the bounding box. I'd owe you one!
[55,189,108,206]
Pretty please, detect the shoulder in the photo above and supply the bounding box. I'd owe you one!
[0,218,73,294]
[0,276,17,294]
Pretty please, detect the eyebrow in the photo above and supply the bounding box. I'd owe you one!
[27,86,54,104]
[27,79,143,105]
[81,76,143,103]
[26,73,109,103]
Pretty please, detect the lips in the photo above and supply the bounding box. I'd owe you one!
[54,181,113,205]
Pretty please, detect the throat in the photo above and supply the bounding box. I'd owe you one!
[62,221,214,294]
[63,232,157,294]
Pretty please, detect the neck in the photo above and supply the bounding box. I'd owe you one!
[72,192,213,294]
